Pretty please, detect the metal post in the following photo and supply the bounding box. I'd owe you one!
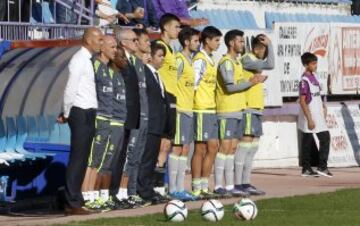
[18,0,20,22]
[30,0,32,23]
[90,0,94,25]
[42,0,44,24]
[54,1,57,24]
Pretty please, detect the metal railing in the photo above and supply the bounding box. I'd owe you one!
[0,0,95,25]
[0,22,90,40]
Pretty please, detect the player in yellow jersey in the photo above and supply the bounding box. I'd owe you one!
[155,13,181,172]
[237,34,274,196]
[214,30,266,198]
[168,27,200,201]
[191,26,222,198]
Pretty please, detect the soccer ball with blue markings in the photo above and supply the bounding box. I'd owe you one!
[233,198,258,221]
[201,199,224,222]
[164,200,188,222]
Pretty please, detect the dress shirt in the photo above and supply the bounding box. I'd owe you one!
[96,0,120,26]
[63,47,98,117]
[147,63,165,98]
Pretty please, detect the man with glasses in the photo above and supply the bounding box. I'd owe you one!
[109,29,143,209]
[116,28,152,208]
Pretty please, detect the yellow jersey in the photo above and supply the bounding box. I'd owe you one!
[242,53,265,110]
[176,52,195,112]
[216,55,247,113]
[193,51,217,111]
[157,40,177,96]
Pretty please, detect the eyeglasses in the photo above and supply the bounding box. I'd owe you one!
[123,38,139,43]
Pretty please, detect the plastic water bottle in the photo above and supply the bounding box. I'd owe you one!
[0,176,9,201]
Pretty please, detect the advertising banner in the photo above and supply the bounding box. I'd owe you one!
[324,104,359,167]
[274,23,330,97]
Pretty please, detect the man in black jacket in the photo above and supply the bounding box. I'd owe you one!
[137,42,170,204]
[109,29,141,207]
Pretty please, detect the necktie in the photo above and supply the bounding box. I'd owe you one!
[154,72,160,84]
[155,72,164,98]
[130,55,136,66]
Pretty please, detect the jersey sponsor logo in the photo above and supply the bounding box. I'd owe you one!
[202,79,216,84]
[116,94,126,100]
[226,130,231,137]
[304,27,329,58]
[102,86,113,93]
[169,65,177,71]
[185,81,195,87]
[204,132,209,139]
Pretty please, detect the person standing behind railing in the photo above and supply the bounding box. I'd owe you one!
[95,0,129,26]
[151,0,208,27]
[50,0,78,24]
[116,0,159,32]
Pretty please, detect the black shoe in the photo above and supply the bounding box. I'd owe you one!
[148,192,169,205]
[110,196,133,210]
[301,168,320,177]
[316,168,333,178]
[127,195,151,208]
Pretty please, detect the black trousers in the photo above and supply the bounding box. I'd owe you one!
[137,133,162,199]
[302,131,330,170]
[65,107,96,208]
[109,129,130,196]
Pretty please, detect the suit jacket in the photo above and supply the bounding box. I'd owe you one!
[121,62,140,130]
[144,65,169,135]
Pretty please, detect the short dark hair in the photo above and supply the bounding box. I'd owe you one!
[251,34,266,49]
[178,26,200,47]
[150,41,166,57]
[224,29,244,47]
[301,52,318,66]
[159,13,180,32]
[132,28,148,37]
[200,26,222,44]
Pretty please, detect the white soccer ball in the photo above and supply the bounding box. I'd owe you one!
[233,198,258,221]
[164,200,188,222]
[201,199,224,222]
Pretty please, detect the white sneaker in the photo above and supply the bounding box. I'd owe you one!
[0,158,9,165]
[0,153,15,160]
[116,189,128,201]
[5,152,25,160]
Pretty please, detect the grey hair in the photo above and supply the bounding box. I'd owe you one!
[115,28,132,46]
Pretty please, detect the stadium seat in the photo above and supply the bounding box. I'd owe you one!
[48,114,60,144]
[4,117,27,161]
[16,115,47,159]
[0,119,15,164]
[37,115,50,142]
[265,12,274,29]
[59,123,71,145]
[247,11,259,29]
[42,2,55,24]
[26,116,39,142]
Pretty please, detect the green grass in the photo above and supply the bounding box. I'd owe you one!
[61,189,360,226]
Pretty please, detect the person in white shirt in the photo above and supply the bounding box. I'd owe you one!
[57,27,103,215]
[95,0,129,26]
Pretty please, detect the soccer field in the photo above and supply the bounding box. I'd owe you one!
[60,188,360,226]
